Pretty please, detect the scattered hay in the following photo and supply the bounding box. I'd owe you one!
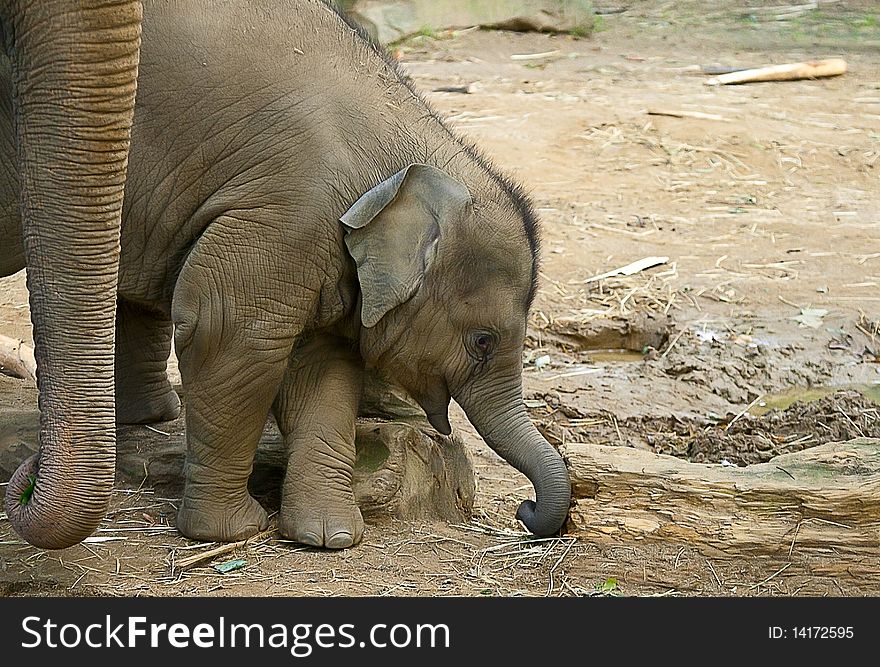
[530,264,680,348]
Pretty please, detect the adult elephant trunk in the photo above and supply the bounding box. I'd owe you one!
[2,0,142,549]
[455,377,570,537]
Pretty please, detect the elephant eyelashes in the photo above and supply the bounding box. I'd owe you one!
[466,330,498,362]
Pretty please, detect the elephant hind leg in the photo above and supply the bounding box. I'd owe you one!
[273,334,364,549]
[115,299,181,424]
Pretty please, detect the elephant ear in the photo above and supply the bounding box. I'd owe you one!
[341,164,472,328]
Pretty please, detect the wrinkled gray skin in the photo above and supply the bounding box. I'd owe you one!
[0,0,570,549]
[0,0,141,550]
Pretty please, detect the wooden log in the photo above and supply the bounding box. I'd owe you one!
[564,438,880,556]
[0,335,35,382]
[705,58,847,86]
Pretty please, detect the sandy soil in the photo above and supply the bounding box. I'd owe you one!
[1,2,879,597]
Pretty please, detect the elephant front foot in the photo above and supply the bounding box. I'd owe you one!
[280,491,364,549]
[176,491,269,542]
[116,387,181,425]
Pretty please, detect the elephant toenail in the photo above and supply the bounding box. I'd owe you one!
[326,532,354,549]
[299,532,323,547]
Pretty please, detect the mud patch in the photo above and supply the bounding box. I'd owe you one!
[530,312,672,356]
[651,332,840,405]
[531,389,880,466]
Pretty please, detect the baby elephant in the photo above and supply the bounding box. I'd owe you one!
[0,0,570,549]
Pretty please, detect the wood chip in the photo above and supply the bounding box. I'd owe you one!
[647,109,730,122]
[510,50,560,61]
[584,257,670,283]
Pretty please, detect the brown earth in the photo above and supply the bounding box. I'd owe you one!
[1,1,879,597]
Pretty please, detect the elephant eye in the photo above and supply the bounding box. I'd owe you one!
[466,330,497,361]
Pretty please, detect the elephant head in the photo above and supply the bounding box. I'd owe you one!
[342,163,571,537]
[2,0,142,549]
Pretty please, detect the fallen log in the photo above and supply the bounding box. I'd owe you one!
[0,335,35,382]
[705,58,847,85]
[564,437,880,556]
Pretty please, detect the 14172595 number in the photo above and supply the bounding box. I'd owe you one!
[791,627,853,639]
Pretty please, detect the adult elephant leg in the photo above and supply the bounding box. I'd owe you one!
[272,334,364,549]
[115,299,180,425]
[2,1,142,549]
[0,173,24,282]
[171,216,300,542]
[0,184,24,277]
[0,66,24,278]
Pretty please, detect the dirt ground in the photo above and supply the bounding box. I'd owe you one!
[1,2,879,597]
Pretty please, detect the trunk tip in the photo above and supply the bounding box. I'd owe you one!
[4,454,103,550]
[516,499,567,537]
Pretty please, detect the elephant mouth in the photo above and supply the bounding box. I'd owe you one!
[425,410,452,435]
[412,379,452,436]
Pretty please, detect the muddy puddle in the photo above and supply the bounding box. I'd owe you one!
[586,350,645,363]
[750,383,880,415]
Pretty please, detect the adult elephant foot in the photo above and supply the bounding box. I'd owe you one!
[116,388,181,425]
[280,491,365,549]
[115,300,180,424]
[176,491,269,542]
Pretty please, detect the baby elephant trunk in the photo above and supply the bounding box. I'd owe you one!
[456,382,570,536]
